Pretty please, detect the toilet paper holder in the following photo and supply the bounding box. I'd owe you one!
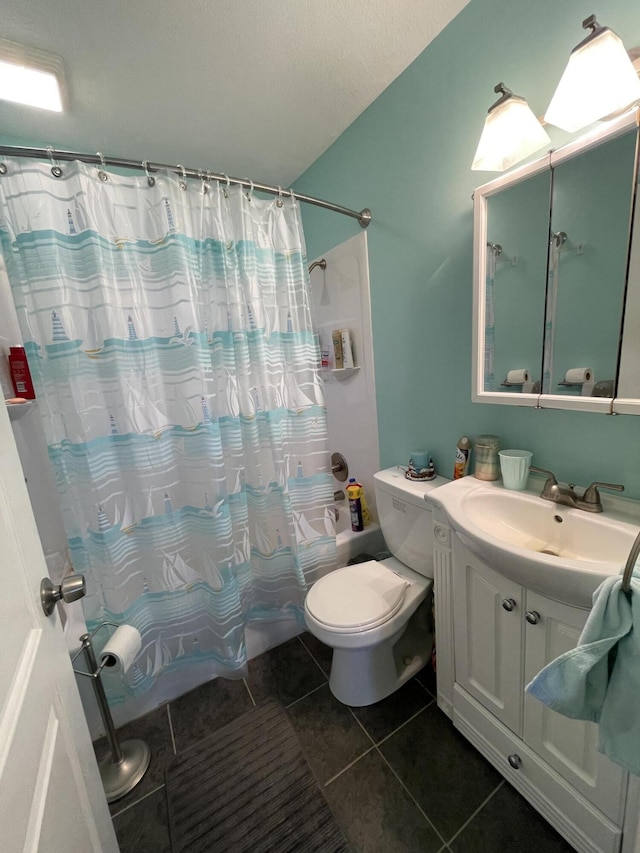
[72,622,150,803]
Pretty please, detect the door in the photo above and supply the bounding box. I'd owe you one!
[452,539,523,735]
[524,590,627,825]
[0,401,118,852]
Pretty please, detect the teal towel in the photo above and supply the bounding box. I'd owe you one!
[526,573,640,776]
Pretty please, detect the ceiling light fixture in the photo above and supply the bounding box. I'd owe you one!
[471,83,551,172]
[544,15,640,133]
[0,39,67,112]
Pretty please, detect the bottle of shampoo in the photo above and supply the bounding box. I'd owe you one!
[8,346,36,399]
[453,436,471,479]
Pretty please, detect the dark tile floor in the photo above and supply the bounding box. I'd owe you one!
[98,633,576,853]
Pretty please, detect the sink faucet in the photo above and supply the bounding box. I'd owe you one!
[529,466,624,513]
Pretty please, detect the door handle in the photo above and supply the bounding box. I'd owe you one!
[40,574,86,617]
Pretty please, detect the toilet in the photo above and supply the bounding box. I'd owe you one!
[304,466,447,706]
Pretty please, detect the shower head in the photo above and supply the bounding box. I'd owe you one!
[308,259,327,274]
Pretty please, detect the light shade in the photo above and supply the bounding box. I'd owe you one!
[472,86,551,171]
[0,39,66,112]
[545,20,640,133]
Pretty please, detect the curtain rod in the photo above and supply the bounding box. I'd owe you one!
[0,145,372,229]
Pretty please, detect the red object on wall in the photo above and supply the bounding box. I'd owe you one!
[8,346,36,399]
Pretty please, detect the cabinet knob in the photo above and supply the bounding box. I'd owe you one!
[502,598,516,612]
[525,610,541,625]
[507,753,522,770]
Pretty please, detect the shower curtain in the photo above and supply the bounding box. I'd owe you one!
[483,243,496,392]
[0,158,336,711]
[542,239,560,394]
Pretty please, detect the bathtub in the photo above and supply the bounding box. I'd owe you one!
[336,518,385,565]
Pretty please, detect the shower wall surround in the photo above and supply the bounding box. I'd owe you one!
[295,0,640,499]
[309,232,380,524]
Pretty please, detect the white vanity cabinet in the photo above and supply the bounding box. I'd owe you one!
[438,528,631,853]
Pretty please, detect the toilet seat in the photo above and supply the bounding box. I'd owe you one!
[306,561,410,633]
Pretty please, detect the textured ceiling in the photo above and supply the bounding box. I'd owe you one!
[0,0,470,186]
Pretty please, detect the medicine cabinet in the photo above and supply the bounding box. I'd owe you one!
[472,110,640,414]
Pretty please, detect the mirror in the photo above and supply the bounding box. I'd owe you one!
[616,152,640,413]
[542,128,637,397]
[473,111,640,414]
[485,169,550,394]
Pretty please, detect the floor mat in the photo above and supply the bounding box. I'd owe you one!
[165,700,350,852]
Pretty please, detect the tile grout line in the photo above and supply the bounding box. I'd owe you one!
[444,779,505,848]
[373,700,434,748]
[166,703,177,755]
[347,706,377,746]
[375,744,448,848]
[285,680,328,709]
[297,633,331,679]
[110,782,166,818]
[323,744,377,787]
[243,677,257,706]
[415,674,437,701]
[347,699,432,751]
[324,700,433,790]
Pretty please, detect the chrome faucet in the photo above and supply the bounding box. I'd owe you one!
[529,466,624,513]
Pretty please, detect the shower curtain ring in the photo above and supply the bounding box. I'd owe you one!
[142,160,155,187]
[276,186,284,208]
[96,152,108,182]
[48,146,63,178]
[198,169,209,193]
[222,174,230,198]
[177,164,187,190]
[246,179,254,202]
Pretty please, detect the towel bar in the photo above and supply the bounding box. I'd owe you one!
[622,530,640,593]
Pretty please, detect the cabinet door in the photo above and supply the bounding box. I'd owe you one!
[453,539,523,735]
[524,590,627,824]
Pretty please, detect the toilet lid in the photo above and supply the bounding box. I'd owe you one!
[306,561,410,631]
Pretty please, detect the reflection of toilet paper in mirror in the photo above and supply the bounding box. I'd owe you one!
[564,368,593,384]
[506,369,530,385]
[100,625,142,674]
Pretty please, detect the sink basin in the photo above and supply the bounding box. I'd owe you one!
[426,477,640,607]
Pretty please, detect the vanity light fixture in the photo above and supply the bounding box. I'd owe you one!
[0,39,67,112]
[471,83,551,171]
[544,15,640,133]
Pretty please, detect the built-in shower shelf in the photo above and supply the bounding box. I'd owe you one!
[331,367,360,380]
[6,399,36,422]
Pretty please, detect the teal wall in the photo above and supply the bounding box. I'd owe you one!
[294,0,640,498]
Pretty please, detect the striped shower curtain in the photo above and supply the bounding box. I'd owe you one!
[542,238,560,394]
[0,159,335,713]
[483,243,497,392]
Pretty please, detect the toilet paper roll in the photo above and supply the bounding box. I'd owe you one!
[100,624,142,674]
[506,369,530,384]
[564,368,593,384]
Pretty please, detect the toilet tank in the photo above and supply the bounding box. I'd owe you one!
[373,467,449,578]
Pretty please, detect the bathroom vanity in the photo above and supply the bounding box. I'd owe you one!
[428,477,640,853]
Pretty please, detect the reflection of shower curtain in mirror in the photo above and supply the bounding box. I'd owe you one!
[483,246,496,391]
[0,160,335,713]
[542,242,560,394]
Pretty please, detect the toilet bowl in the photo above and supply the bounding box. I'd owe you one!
[304,466,448,706]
